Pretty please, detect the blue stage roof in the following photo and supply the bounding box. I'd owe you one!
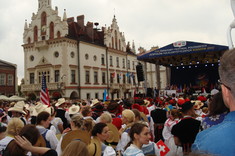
[137,41,228,66]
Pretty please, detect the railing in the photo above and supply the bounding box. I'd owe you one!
[21,82,63,92]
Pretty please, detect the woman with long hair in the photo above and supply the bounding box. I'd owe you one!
[123,122,152,156]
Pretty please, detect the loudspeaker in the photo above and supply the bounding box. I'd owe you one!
[136,64,145,81]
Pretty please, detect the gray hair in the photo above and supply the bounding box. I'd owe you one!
[219,49,235,97]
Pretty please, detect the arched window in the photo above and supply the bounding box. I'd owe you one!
[41,12,47,36]
[115,30,118,49]
[49,22,54,39]
[119,39,121,51]
[41,12,47,26]
[34,26,38,42]
[27,37,31,44]
[57,31,61,38]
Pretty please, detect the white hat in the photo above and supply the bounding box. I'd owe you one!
[55,98,66,107]
[90,99,100,107]
[8,101,26,115]
[68,105,80,115]
[35,102,47,115]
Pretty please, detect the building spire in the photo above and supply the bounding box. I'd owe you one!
[63,9,67,21]
[132,40,136,53]
[24,19,28,30]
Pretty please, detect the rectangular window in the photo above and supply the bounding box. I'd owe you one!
[123,74,126,84]
[71,70,76,83]
[30,73,35,84]
[54,70,60,82]
[128,75,131,84]
[101,54,105,65]
[102,72,106,84]
[123,58,125,68]
[0,74,6,86]
[85,71,90,83]
[110,73,113,83]
[94,71,98,84]
[86,93,90,100]
[116,57,119,67]
[117,74,120,83]
[127,60,130,69]
[95,93,99,99]
[7,74,14,86]
[132,61,135,70]
[110,56,113,66]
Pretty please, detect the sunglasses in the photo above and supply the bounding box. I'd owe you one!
[218,79,231,91]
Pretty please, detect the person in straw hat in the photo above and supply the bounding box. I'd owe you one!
[88,122,116,156]
[99,112,120,149]
[56,114,90,156]
[8,101,27,125]
[55,98,71,129]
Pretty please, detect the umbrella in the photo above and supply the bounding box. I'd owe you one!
[0,95,9,101]
[8,95,26,101]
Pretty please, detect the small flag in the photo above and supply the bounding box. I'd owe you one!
[40,73,50,106]
[156,140,170,156]
[103,89,108,101]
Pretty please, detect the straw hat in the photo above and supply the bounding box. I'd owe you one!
[55,98,66,107]
[106,123,120,147]
[192,100,204,110]
[143,99,151,106]
[35,102,47,115]
[87,137,101,156]
[8,101,26,115]
[61,129,91,151]
[91,99,100,107]
[68,105,80,115]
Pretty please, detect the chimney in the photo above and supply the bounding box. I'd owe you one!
[77,15,84,29]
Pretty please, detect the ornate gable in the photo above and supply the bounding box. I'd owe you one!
[23,0,68,45]
[104,16,126,51]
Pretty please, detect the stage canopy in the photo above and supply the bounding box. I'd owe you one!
[137,41,228,66]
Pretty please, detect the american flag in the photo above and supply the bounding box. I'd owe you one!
[40,73,50,106]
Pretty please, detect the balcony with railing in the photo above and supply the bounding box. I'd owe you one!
[21,82,64,92]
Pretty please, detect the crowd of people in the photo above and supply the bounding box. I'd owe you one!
[0,49,234,156]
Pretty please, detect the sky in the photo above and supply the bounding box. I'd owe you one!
[0,0,234,84]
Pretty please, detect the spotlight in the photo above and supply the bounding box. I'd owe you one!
[197,61,199,64]
[189,66,191,68]
[170,64,172,66]
[195,65,197,67]
[176,67,179,69]
[205,64,207,67]
[212,64,214,66]
[181,63,183,65]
